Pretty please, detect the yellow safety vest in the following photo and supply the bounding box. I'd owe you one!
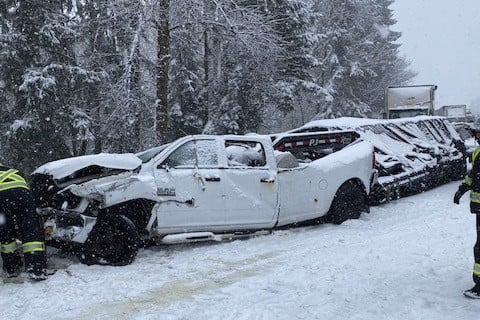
[465,147,480,204]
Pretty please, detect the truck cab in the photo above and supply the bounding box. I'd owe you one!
[149,135,280,234]
[385,85,437,119]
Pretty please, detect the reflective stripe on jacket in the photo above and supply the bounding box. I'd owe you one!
[0,241,20,254]
[0,168,29,191]
[474,263,480,276]
[0,241,45,254]
[22,241,45,253]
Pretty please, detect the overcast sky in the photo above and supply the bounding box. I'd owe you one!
[391,0,480,113]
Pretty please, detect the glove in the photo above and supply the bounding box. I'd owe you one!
[454,187,467,205]
[454,190,462,204]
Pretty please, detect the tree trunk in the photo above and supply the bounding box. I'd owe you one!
[156,0,170,143]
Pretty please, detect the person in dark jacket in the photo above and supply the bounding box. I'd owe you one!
[0,163,48,281]
[454,125,480,298]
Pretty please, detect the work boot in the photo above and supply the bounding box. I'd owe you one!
[464,284,480,299]
[5,270,21,279]
[24,252,48,281]
[27,270,47,281]
[1,252,23,277]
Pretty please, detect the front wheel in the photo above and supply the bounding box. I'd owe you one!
[79,214,140,266]
[325,180,368,225]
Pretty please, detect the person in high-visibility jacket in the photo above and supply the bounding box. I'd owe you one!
[454,126,480,298]
[0,163,48,280]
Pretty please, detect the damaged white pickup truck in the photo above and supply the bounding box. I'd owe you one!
[32,133,375,265]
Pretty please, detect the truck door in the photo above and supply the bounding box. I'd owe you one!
[154,138,227,232]
[222,139,278,228]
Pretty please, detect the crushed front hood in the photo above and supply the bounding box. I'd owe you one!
[33,153,142,180]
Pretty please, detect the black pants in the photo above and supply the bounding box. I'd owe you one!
[0,188,46,273]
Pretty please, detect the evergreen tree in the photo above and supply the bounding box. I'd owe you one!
[0,0,102,172]
[200,0,280,134]
[168,0,207,138]
[169,29,206,137]
[260,0,328,131]
[361,0,416,114]
[311,0,415,119]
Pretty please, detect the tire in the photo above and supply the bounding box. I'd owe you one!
[79,214,140,266]
[326,180,368,225]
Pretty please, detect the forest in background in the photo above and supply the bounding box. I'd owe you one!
[0,0,415,173]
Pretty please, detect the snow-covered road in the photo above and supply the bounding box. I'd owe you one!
[2,182,480,319]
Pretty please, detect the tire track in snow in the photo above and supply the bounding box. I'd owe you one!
[71,252,280,320]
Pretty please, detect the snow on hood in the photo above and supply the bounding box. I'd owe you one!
[33,153,142,180]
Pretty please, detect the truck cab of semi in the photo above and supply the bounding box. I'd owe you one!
[385,85,437,119]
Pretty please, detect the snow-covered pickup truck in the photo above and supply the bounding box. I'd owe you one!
[31,134,375,266]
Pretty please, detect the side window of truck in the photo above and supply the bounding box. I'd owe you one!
[225,140,266,167]
[161,140,218,168]
[196,140,219,166]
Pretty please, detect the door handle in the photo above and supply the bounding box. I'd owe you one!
[205,177,221,182]
[260,178,275,183]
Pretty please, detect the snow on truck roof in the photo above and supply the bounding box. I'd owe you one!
[297,116,446,130]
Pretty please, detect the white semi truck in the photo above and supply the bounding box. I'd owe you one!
[385,85,437,119]
[436,104,467,123]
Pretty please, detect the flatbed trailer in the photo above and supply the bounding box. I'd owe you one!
[282,116,466,204]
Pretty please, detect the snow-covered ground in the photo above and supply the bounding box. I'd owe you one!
[2,182,480,320]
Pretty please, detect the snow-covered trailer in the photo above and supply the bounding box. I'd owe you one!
[285,116,467,204]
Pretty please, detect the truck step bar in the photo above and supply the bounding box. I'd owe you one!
[159,230,272,244]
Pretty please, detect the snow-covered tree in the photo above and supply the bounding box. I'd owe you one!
[0,0,103,172]
[360,0,416,115]
[195,0,280,135]
[311,0,415,119]
[76,0,157,153]
[255,0,329,131]
[169,1,207,138]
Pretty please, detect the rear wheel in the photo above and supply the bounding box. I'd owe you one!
[79,214,140,266]
[325,180,368,225]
